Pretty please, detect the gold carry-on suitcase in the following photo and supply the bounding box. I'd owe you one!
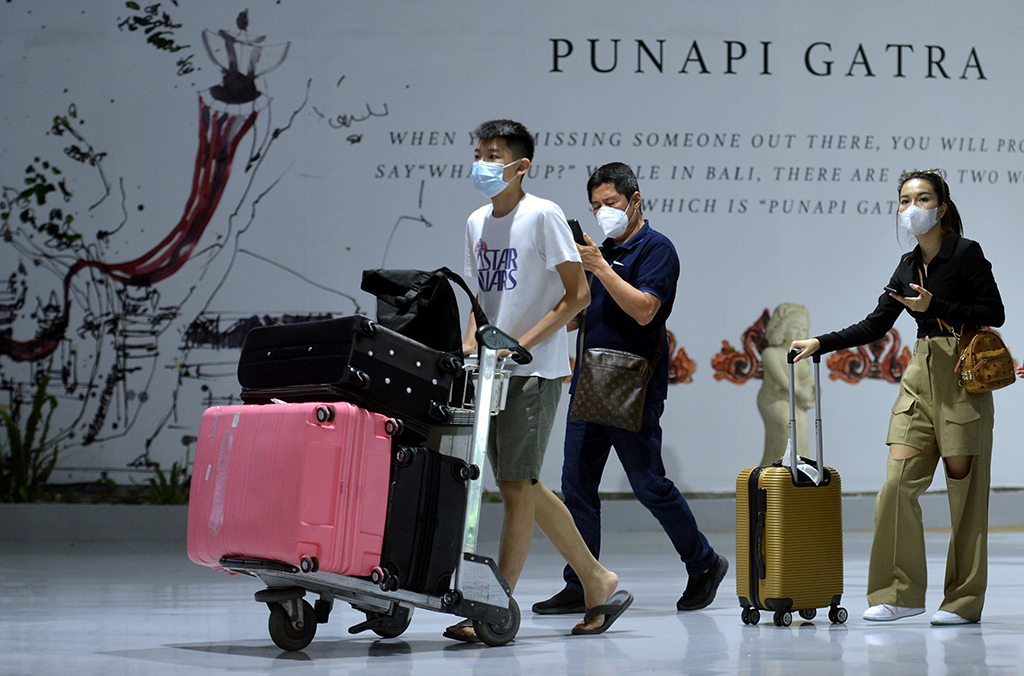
[736,351,847,626]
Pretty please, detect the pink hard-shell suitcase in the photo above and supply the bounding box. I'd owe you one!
[187,401,394,576]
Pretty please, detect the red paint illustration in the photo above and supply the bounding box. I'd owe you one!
[826,329,911,383]
[712,309,770,384]
[667,330,696,384]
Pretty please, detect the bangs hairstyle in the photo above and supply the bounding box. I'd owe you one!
[898,169,963,235]
[586,162,640,203]
[473,119,535,161]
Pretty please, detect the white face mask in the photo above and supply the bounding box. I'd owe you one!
[898,205,940,236]
[471,160,519,199]
[595,201,634,239]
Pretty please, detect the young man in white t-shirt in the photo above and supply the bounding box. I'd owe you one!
[445,120,632,640]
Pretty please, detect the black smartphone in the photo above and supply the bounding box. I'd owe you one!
[567,218,586,245]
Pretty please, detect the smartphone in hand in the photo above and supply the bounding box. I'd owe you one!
[567,218,586,245]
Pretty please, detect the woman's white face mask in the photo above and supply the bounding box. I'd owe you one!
[898,204,940,236]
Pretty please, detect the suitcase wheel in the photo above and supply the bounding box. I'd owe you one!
[384,418,403,436]
[428,402,452,424]
[452,463,472,482]
[798,609,816,621]
[741,607,760,625]
[371,566,399,592]
[773,611,792,627]
[349,368,371,390]
[299,556,319,574]
[440,353,462,374]
[828,606,848,624]
[315,406,335,424]
[393,446,413,467]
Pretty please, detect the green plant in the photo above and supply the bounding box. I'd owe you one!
[0,368,59,503]
[144,461,190,505]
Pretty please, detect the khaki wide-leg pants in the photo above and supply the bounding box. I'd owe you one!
[867,337,994,621]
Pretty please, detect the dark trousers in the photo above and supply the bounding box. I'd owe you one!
[561,398,716,592]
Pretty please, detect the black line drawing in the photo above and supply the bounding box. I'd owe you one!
[0,10,302,477]
[1,6,426,481]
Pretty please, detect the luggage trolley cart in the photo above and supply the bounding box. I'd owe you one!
[201,324,530,651]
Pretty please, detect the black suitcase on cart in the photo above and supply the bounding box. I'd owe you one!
[237,315,462,434]
[378,445,471,595]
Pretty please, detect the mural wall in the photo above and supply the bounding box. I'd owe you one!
[1,0,1021,494]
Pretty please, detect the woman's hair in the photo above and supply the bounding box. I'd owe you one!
[897,169,963,235]
[765,303,809,347]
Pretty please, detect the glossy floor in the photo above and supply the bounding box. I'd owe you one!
[2,529,1022,675]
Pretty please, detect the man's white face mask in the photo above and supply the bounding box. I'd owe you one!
[595,200,634,239]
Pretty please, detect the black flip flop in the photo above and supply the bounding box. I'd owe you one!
[571,589,634,636]
[443,619,480,643]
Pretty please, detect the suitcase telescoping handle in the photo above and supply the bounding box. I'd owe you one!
[786,349,823,481]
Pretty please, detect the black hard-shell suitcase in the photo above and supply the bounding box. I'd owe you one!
[237,315,462,434]
[379,445,471,595]
[736,351,847,627]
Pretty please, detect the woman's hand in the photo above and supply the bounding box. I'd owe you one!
[891,282,933,313]
[789,338,820,362]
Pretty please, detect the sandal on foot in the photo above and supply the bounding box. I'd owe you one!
[443,619,479,643]
[571,590,634,636]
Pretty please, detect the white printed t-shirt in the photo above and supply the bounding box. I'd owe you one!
[464,193,581,379]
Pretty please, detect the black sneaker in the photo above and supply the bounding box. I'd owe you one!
[531,587,587,615]
[677,554,729,611]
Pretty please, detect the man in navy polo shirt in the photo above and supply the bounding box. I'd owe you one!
[533,163,729,615]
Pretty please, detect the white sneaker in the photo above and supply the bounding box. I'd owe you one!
[930,610,976,626]
[862,604,925,622]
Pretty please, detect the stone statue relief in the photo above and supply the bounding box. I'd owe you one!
[757,303,814,466]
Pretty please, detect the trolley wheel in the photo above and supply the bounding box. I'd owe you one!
[269,599,317,651]
[468,464,481,481]
[741,608,751,625]
[370,566,386,586]
[799,609,817,621]
[773,611,792,627]
[366,606,413,639]
[384,418,403,436]
[315,405,335,423]
[473,597,520,647]
[829,606,848,624]
[454,463,472,482]
[748,608,760,625]
[300,557,318,573]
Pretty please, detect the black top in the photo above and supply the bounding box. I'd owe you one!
[816,232,1005,354]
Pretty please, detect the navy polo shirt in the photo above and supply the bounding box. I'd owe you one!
[571,221,680,402]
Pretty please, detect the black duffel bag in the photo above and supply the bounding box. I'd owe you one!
[360,267,487,354]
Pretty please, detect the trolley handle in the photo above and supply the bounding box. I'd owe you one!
[475,324,532,365]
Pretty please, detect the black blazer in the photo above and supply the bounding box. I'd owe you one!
[816,232,1005,354]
